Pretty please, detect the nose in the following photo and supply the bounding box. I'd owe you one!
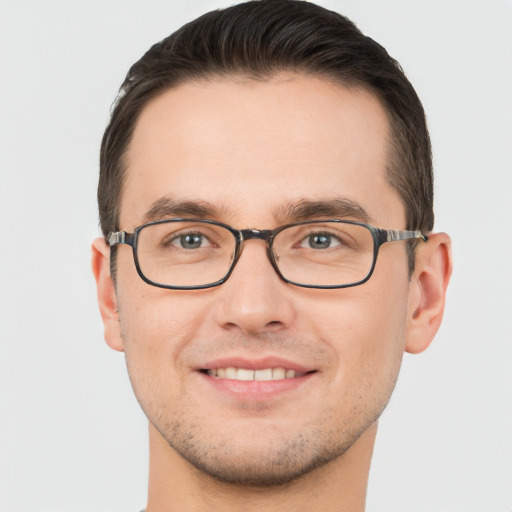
[213,239,295,335]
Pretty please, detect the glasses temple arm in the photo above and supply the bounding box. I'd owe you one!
[384,229,428,242]
[107,231,136,246]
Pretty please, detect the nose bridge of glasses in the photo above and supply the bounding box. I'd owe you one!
[227,228,282,286]
[234,228,276,269]
[239,228,274,243]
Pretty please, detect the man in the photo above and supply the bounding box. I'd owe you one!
[92,1,452,510]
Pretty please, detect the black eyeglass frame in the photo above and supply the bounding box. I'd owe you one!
[108,218,428,290]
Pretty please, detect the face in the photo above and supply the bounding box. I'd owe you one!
[111,75,413,485]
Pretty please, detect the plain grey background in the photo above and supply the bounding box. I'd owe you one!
[0,1,511,511]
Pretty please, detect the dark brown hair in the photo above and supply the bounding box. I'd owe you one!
[99,0,433,272]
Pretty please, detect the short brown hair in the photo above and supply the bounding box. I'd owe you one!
[99,0,433,272]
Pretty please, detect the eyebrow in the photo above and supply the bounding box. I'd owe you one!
[274,198,372,224]
[142,198,224,224]
[142,196,372,225]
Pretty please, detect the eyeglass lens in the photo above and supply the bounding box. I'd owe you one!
[135,220,375,288]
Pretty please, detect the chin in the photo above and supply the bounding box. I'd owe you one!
[158,419,360,487]
[176,443,339,487]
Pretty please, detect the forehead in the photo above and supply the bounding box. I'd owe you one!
[121,74,404,229]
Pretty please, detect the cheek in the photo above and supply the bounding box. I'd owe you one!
[115,275,212,385]
[302,264,410,399]
[118,288,213,358]
[117,291,215,425]
[320,296,406,371]
[115,247,212,349]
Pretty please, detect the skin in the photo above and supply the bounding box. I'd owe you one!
[92,74,452,511]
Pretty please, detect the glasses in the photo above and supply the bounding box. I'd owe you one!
[108,219,427,290]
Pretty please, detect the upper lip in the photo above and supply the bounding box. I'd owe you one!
[198,356,315,373]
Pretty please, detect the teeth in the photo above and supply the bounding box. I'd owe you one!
[226,367,237,379]
[255,368,273,381]
[237,368,254,381]
[206,366,302,381]
[272,367,285,380]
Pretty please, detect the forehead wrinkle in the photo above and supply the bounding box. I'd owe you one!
[274,198,373,224]
[142,197,232,223]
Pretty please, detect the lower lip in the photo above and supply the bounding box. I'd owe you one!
[197,371,315,400]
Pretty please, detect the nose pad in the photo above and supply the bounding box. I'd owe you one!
[214,240,294,335]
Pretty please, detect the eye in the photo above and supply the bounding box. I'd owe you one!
[170,232,210,249]
[300,232,342,249]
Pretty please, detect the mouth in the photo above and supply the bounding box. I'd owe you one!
[200,367,311,381]
[196,357,317,399]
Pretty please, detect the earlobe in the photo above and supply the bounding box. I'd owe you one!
[405,232,452,354]
[91,237,124,352]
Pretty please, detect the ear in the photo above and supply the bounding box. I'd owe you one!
[91,237,124,352]
[405,232,452,354]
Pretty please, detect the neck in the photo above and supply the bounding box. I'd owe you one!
[146,422,377,512]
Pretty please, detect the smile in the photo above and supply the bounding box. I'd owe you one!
[205,367,305,381]
[197,359,317,399]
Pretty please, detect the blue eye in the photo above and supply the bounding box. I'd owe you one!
[302,233,342,249]
[172,232,208,249]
